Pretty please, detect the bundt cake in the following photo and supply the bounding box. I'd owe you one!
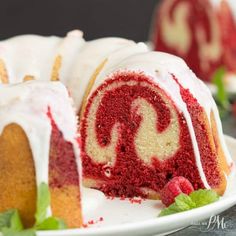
[0,80,82,228]
[80,50,232,199]
[151,0,236,81]
[0,30,234,229]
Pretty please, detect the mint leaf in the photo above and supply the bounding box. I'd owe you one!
[159,194,196,216]
[9,210,24,232]
[175,194,196,211]
[0,210,23,231]
[0,210,16,230]
[0,182,67,235]
[190,189,219,207]
[159,203,180,216]
[35,182,50,226]
[159,189,219,217]
[212,67,229,111]
[34,182,67,230]
[0,209,32,236]
[2,228,35,236]
[36,217,67,230]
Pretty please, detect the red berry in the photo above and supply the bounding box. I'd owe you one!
[160,176,194,206]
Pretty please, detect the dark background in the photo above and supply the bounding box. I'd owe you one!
[0,0,160,41]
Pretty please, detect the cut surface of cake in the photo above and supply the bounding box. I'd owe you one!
[151,0,236,81]
[0,80,82,228]
[80,51,232,199]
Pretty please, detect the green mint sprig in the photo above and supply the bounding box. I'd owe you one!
[0,209,23,235]
[212,67,230,117]
[0,183,67,236]
[34,183,66,231]
[159,189,219,217]
[35,182,51,226]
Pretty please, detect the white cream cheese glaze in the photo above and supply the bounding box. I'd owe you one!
[91,42,149,93]
[0,31,140,112]
[0,30,85,84]
[89,51,233,188]
[68,37,136,110]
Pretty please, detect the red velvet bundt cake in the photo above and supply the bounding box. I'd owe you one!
[151,0,236,81]
[0,30,233,227]
[80,51,232,199]
[0,80,82,228]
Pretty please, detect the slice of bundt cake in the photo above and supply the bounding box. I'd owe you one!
[80,51,232,199]
[0,80,82,228]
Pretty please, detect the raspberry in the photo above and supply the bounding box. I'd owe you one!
[160,176,194,206]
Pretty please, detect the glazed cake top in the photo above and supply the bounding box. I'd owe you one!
[68,37,136,109]
[0,80,79,189]
[0,30,85,84]
[0,30,138,111]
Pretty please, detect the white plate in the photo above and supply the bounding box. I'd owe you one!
[4,136,236,236]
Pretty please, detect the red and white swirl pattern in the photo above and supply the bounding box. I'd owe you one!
[81,72,216,198]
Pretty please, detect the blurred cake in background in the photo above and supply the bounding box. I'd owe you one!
[151,0,236,83]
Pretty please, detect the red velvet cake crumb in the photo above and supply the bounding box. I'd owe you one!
[77,137,82,147]
[160,176,194,206]
[120,196,126,201]
[129,198,142,204]
[106,196,115,200]
[83,217,104,227]
[88,220,94,225]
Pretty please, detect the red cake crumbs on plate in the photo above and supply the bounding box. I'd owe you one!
[129,197,143,204]
[106,196,115,200]
[83,217,104,228]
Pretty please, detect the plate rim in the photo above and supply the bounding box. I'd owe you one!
[37,194,236,235]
